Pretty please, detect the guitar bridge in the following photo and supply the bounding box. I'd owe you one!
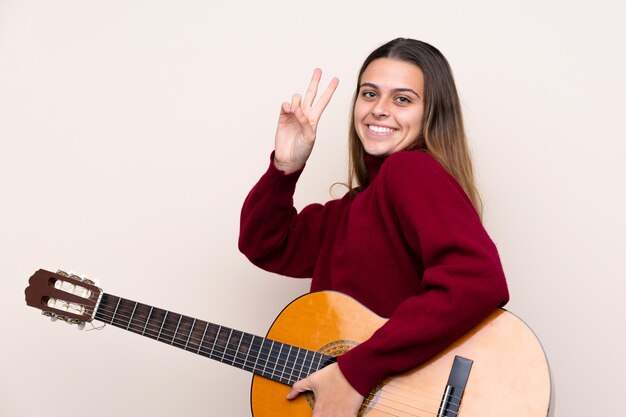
[437,356,473,417]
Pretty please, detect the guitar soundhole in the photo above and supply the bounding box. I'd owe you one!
[305,340,382,416]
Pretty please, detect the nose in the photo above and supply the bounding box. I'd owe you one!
[372,103,388,118]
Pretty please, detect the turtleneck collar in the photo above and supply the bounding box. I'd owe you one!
[364,153,389,183]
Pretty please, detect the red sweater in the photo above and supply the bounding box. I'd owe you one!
[238,150,509,396]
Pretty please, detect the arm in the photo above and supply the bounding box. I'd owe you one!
[238,69,339,277]
[238,154,327,277]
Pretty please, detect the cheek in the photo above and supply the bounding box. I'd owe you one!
[353,100,369,122]
[405,109,424,132]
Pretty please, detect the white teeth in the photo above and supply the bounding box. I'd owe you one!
[368,125,395,134]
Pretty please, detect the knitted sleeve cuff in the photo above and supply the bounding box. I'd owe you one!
[336,343,387,397]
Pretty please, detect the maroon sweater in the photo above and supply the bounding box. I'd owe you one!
[239,150,509,396]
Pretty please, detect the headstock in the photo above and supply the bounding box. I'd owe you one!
[25,269,103,326]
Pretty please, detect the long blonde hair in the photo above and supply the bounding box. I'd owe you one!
[347,38,483,217]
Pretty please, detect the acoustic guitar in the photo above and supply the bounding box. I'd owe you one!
[25,268,552,417]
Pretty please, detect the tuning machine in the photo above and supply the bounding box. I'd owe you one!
[56,269,100,287]
[42,310,85,329]
[42,311,58,321]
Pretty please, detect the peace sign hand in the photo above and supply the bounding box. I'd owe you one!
[273,68,339,174]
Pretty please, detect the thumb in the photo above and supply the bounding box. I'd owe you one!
[286,378,310,400]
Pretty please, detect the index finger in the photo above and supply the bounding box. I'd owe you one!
[310,76,339,121]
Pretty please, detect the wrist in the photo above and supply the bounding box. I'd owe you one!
[273,157,304,175]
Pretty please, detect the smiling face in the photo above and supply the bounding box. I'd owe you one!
[354,58,425,157]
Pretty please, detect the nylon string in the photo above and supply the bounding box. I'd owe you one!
[83,300,469,417]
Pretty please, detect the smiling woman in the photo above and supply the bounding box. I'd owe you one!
[238,38,510,417]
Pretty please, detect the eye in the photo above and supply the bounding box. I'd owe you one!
[395,96,411,104]
[361,90,377,100]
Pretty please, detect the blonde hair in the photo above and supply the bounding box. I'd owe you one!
[347,38,483,217]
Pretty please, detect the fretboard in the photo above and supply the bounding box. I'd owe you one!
[93,293,335,385]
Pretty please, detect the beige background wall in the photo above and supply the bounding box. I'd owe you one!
[1,1,624,416]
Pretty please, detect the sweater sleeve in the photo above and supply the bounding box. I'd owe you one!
[337,151,509,395]
[238,153,328,278]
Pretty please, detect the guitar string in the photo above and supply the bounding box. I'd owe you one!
[59,293,465,407]
[87,302,463,416]
[62,297,463,412]
[53,296,464,411]
[89,300,463,408]
[90,306,450,417]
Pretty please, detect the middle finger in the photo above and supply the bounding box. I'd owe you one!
[302,68,322,110]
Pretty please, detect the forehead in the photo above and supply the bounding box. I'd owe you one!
[360,58,424,92]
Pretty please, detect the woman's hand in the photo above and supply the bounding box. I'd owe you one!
[286,362,365,417]
[273,68,339,174]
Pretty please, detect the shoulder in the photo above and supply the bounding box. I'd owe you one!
[375,150,475,210]
[379,150,459,189]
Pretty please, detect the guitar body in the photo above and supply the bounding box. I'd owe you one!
[251,291,551,417]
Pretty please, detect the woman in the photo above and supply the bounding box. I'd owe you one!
[239,38,509,416]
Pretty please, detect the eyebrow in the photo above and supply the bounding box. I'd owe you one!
[359,82,422,99]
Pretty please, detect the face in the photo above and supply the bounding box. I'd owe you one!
[354,58,425,157]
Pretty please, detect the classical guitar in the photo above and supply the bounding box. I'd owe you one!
[25,269,552,417]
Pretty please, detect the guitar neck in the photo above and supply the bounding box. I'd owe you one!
[94,293,334,386]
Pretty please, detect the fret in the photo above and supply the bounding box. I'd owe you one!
[232,332,245,368]
[165,312,183,344]
[290,347,302,380]
[110,297,122,323]
[276,343,290,382]
[184,319,196,350]
[118,299,134,328]
[236,333,254,371]
[286,345,300,383]
[198,322,209,354]
[298,348,310,379]
[250,336,264,375]
[260,339,274,378]
[209,325,222,358]
[283,345,294,383]
[270,342,284,380]
[156,311,169,341]
[126,302,138,330]
[171,314,183,345]
[303,350,315,377]
[220,329,234,363]
[301,349,311,378]
[243,334,259,372]
[142,307,154,336]
[313,352,323,372]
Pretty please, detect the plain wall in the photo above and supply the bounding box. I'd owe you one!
[1,1,625,416]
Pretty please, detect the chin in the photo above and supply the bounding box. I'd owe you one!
[364,149,389,157]
[361,141,394,157]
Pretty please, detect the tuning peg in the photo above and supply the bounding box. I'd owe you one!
[77,322,85,330]
[69,272,83,282]
[42,311,58,321]
[78,274,100,287]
